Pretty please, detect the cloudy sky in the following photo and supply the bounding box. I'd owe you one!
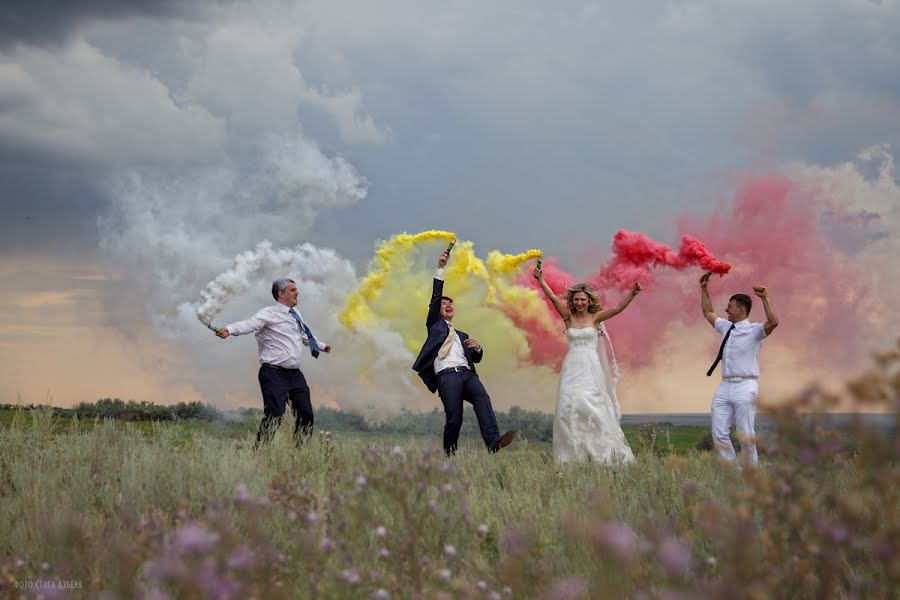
[2,0,899,413]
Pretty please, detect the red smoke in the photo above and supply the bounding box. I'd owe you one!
[507,174,873,372]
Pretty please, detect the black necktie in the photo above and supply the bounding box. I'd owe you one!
[707,323,735,377]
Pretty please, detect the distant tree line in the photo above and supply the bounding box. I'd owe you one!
[0,400,556,440]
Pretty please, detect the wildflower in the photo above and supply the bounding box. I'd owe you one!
[287,511,298,522]
[319,537,336,552]
[502,528,528,554]
[374,525,387,538]
[477,523,489,535]
[656,536,692,577]
[305,511,319,525]
[227,546,256,570]
[444,544,456,558]
[547,576,588,599]
[378,548,390,559]
[391,445,405,458]
[356,475,368,489]
[341,568,361,585]
[372,589,390,600]
[171,524,220,554]
[439,569,452,581]
[233,483,251,504]
[476,580,488,590]
[441,483,454,494]
[593,522,639,560]
[257,495,272,507]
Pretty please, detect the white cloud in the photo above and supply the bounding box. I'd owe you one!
[0,40,226,165]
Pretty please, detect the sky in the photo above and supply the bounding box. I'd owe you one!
[1,0,899,415]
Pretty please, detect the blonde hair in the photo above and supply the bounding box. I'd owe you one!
[565,283,602,314]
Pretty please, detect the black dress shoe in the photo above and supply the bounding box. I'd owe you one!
[491,430,516,453]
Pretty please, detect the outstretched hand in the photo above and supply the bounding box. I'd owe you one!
[632,281,642,294]
[699,272,711,288]
[532,266,542,280]
[438,251,449,269]
[216,327,230,339]
[753,285,768,299]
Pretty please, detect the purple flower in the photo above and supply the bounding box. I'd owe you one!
[443,544,456,558]
[391,445,405,457]
[356,475,368,489]
[227,545,256,570]
[438,568,452,581]
[547,576,588,599]
[830,525,850,545]
[171,524,220,555]
[477,523,489,535]
[372,589,390,600]
[502,528,528,554]
[305,511,319,525]
[476,580,488,591]
[233,484,251,504]
[341,568,361,585]
[374,525,387,538]
[378,548,390,559]
[319,537,336,552]
[656,537,692,577]
[594,522,639,560]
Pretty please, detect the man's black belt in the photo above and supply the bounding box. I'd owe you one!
[438,366,470,375]
[262,363,300,372]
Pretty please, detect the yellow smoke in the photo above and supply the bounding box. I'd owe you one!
[339,233,551,372]
[339,230,455,328]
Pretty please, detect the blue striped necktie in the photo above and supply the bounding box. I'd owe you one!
[288,308,320,358]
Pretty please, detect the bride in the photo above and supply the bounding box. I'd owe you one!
[533,266,641,464]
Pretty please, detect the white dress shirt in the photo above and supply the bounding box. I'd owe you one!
[226,304,326,369]
[714,317,767,378]
[433,267,470,373]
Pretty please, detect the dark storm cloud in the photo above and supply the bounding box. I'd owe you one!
[0,149,106,254]
[0,0,217,48]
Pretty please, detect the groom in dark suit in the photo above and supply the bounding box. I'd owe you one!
[413,250,516,455]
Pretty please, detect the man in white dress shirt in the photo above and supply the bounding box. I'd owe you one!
[216,278,332,448]
[700,272,779,465]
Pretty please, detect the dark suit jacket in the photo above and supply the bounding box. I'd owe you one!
[412,277,483,393]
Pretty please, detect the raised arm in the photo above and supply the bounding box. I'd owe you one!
[700,272,717,327]
[594,282,641,324]
[533,266,570,320]
[426,251,450,329]
[753,285,779,336]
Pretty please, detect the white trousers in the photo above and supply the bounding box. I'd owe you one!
[711,379,758,465]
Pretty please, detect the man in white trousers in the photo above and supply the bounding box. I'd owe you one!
[700,272,779,465]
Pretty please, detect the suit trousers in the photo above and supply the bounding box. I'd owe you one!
[711,379,759,465]
[437,369,501,455]
[256,364,313,447]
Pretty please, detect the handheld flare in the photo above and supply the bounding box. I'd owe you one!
[446,240,455,254]
[206,323,221,334]
[536,258,542,270]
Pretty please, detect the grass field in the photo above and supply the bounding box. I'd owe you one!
[0,407,709,454]
[1,395,897,599]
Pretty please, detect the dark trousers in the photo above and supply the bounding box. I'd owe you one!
[436,369,501,455]
[255,364,313,447]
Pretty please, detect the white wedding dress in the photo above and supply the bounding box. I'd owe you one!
[553,326,635,464]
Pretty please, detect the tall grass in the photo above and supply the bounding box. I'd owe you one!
[1,344,897,599]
